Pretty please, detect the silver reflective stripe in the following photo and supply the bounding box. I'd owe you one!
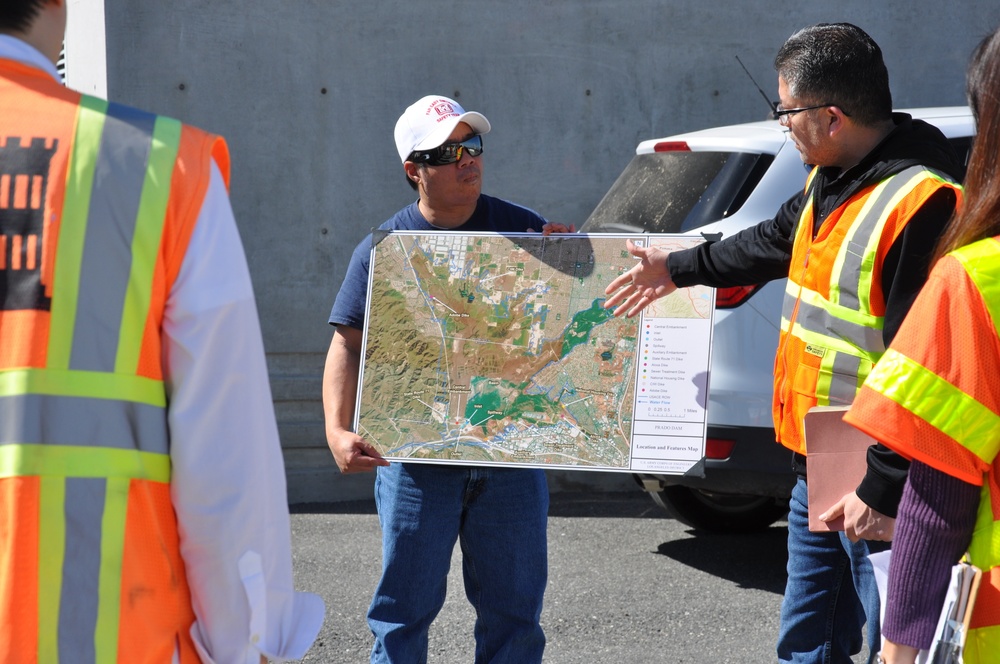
[69,102,156,372]
[57,477,104,664]
[0,393,168,453]
[837,166,943,310]
[781,291,796,323]
[828,352,863,404]
[793,297,885,353]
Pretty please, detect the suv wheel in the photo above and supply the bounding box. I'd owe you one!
[651,485,788,533]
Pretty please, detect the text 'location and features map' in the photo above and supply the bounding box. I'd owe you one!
[356,232,715,473]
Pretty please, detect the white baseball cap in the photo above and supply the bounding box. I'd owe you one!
[393,95,491,163]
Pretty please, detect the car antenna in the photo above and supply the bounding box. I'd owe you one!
[735,55,777,119]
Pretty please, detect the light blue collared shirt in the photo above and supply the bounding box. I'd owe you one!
[0,34,61,82]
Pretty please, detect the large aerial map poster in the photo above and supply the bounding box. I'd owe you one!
[355,231,715,474]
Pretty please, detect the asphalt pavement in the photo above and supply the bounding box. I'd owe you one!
[287,490,834,663]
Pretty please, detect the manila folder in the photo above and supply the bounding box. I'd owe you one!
[804,405,875,533]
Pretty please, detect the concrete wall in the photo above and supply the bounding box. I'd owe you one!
[65,1,999,503]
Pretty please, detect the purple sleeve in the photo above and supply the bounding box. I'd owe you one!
[883,460,979,649]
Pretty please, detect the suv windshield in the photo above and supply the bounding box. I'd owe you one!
[581,151,773,234]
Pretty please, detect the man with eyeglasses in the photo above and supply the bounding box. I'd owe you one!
[323,94,572,663]
[604,23,963,664]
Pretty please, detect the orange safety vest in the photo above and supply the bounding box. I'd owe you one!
[0,57,229,662]
[846,237,1000,662]
[772,165,961,454]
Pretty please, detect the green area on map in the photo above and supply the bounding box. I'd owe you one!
[357,233,641,468]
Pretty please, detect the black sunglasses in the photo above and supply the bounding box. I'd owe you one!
[409,135,483,166]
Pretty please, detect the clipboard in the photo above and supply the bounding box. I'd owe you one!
[803,405,875,532]
[920,560,983,663]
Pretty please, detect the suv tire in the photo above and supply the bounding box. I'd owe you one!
[652,485,789,533]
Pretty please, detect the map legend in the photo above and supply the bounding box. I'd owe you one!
[631,317,714,473]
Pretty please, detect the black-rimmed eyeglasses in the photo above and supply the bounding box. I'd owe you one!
[774,104,850,127]
[409,135,484,166]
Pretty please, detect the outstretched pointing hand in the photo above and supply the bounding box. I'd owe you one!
[603,239,678,317]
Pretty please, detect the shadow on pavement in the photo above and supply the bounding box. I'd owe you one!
[290,490,663,518]
[653,525,789,594]
[546,490,670,518]
[290,500,377,515]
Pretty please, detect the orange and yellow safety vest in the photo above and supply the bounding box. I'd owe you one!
[846,236,1000,662]
[0,56,229,662]
[773,165,961,454]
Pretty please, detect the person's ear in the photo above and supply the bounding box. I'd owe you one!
[825,106,849,137]
[404,161,422,187]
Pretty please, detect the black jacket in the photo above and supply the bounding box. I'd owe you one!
[668,113,964,517]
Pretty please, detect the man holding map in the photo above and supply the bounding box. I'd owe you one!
[324,94,572,663]
[603,23,963,664]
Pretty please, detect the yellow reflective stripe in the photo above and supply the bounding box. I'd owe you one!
[37,476,66,663]
[0,445,170,482]
[49,96,109,370]
[954,238,1000,340]
[116,116,181,372]
[953,236,1000,264]
[967,482,999,569]
[0,368,166,407]
[794,209,813,247]
[814,346,835,407]
[94,477,129,663]
[785,319,856,353]
[805,167,818,188]
[867,349,1000,464]
[814,374,832,407]
[792,168,818,245]
[926,169,962,187]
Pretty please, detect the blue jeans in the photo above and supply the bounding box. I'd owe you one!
[777,477,889,664]
[368,463,549,664]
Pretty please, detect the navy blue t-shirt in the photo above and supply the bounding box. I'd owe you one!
[329,194,547,329]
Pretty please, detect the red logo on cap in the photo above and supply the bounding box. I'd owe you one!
[428,99,458,121]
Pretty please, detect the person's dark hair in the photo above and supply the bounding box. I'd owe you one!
[933,26,1000,262]
[0,0,46,33]
[774,23,892,127]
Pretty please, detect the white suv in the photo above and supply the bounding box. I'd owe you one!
[581,107,974,532]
